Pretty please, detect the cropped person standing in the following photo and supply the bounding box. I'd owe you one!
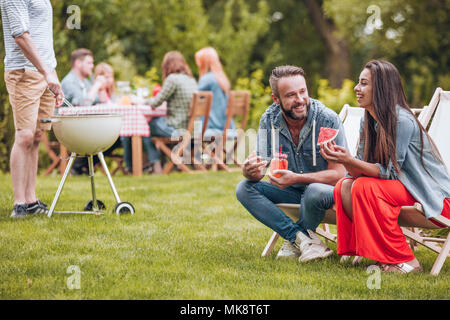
[1,0,64,218]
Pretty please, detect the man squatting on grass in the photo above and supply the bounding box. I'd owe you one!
[236,65,348,262]
[1,0,64,218]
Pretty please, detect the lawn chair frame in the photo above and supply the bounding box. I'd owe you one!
[152,91,213,174]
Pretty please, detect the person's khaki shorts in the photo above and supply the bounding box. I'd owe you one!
[4,68,56,131]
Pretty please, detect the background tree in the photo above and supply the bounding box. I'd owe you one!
[0,0,448,172]
[323,0,450,106]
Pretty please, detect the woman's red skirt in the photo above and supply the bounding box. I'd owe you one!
[334,176,450,264]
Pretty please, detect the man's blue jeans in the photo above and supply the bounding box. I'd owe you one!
[235,180,335,242]
[148,116,178,163]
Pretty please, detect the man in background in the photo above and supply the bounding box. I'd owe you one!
[61,48,105,106]
[61,48,108,175]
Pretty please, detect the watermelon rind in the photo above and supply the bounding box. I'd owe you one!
[317,128,339,145]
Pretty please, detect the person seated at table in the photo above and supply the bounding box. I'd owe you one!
[321,60,450,274]
[195,47,235,139]
[61,48,106,107]
[95,62,116,104]
[145,51,198,174]
[64,59,120,175]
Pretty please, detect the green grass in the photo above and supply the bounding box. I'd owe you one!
[0,171,448,300]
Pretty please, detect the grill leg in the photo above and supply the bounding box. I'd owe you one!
[48,152,77,218]
[98,152,121,203]
[88,155,99,211]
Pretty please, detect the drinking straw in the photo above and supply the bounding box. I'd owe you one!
[280,144,282,155]
[312,119,316,166]
[271,120,276,158]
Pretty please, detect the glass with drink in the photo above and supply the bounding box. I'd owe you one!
[270,152,288,178]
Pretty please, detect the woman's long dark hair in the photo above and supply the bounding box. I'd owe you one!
[362,60,443,176]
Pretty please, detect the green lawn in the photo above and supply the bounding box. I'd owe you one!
[0,171,448,300]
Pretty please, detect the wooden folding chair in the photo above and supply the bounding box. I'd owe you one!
[152,91,213,174]
[203,90,251,171]
[261,89,450,276]
[94,152,128,176]
[222,91,250,169]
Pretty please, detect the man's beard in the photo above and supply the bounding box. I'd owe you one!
[280,101,308,121]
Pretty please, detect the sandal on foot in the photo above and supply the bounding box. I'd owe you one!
[381,262,423,274]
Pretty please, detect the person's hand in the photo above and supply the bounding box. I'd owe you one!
[268,169,297,189]
[93,75,107,89]
[45,71,64,107]
[243,152,267,181]
[320,141,352,164]
[97,90,109,103]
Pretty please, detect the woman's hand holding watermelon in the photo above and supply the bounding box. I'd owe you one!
[320,141,379,178]
[320,141,352,165]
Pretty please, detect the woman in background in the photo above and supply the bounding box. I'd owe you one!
[94,62,116,104]
[146,51,198,174]
[195,47,235,138]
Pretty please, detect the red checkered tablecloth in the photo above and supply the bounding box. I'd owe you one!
[57,104,167,137]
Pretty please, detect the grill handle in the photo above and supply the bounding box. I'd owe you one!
[47,87,75,108]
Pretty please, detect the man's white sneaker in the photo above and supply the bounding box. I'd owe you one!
[294,230,333,262]
[276,239,301,259]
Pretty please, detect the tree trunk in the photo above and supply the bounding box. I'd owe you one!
[302,0,350,88]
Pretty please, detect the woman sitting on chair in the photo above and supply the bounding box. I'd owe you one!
[146,51,198,174]
[320,60,450,274]
[195,47,235,139]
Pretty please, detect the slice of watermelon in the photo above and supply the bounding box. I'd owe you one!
[317,127,339,145]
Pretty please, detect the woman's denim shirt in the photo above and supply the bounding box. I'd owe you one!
[256,99,347,190]
[355,106,450,219]
[198,72,236,137]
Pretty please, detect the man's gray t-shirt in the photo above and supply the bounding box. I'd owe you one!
[1,0,57,71]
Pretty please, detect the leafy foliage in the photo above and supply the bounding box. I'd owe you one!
[317,79,358,113]
[0,0,448,171]
[323,0,450,106]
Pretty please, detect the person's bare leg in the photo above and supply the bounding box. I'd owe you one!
[24,129,44,203]
[10,129,35,204]
[340,178,354,221]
